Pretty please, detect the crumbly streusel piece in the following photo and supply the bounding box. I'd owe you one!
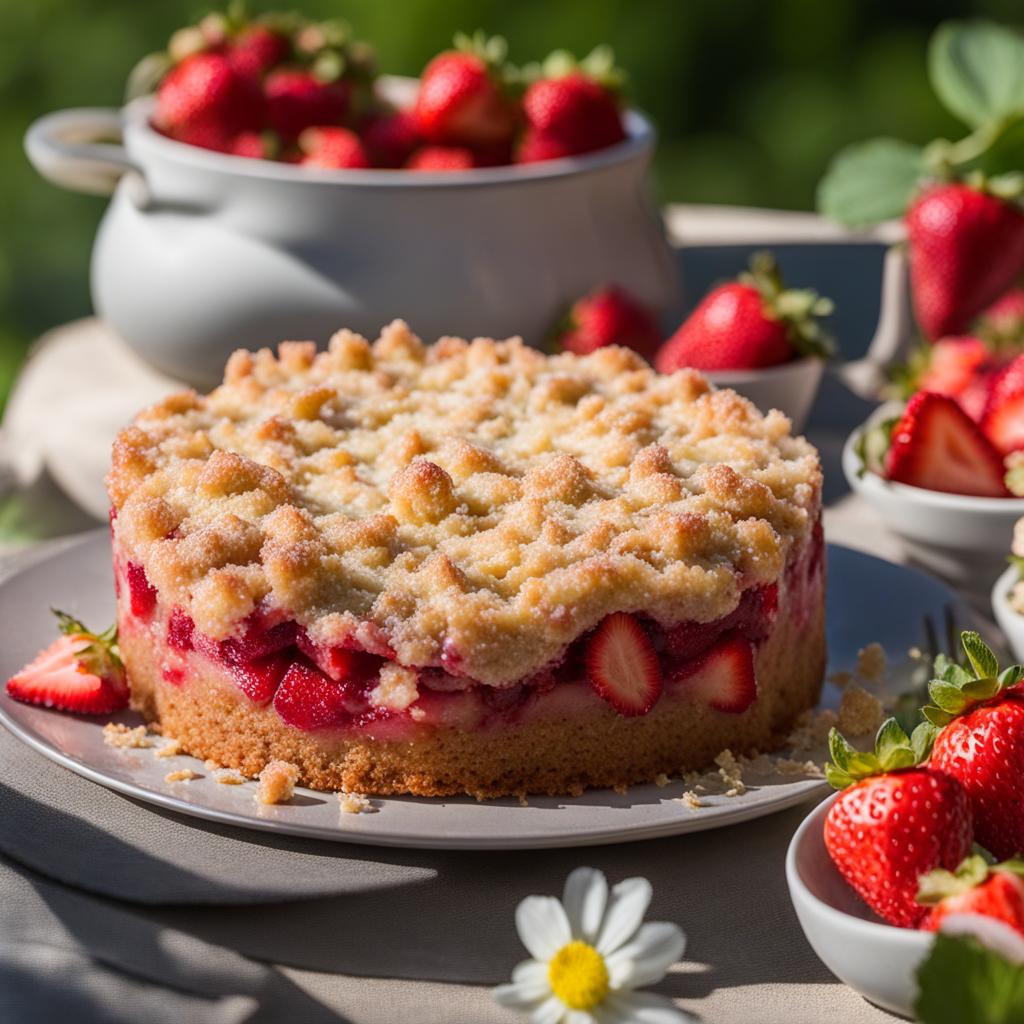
[154,739,182,758]
[165,768,197,783]
[680,790,703,810]
[337,792,371,814]
[215,770,246,785]
[856,643,887,683]
[102,723,150,749]
[256,760,299,805]
[838,685,885,737]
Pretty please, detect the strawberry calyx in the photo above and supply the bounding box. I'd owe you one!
[853,415,900,477]
[917,854,1024,905]
[922,630,1024,728]
[451,29,517,92]
[741,251,836,359]
[52,608,123,679]
[825,716,936,790]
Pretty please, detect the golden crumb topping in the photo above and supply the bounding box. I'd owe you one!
[108,322,821,685]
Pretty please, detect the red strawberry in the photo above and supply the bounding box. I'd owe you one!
[228,25,289,80]
[551,285,661,361]
[272,662,359,730]
[918,336,990,400]
[6,610,128,715]
[520,71,624,160]
[671,632,757,713]
[655,252,834,372]
[885,391,1010,497]
[977,286,1024,347]
[918,856,1024,937]
[404,145,476,172]
[156,52,265,152]
[125,562,157,618]
[220,619,297,664]
[982,353,1024,455]
[295,630,383,684]
[362,110,421,168]
[906,183,1024,341]
[228,130,279,159]
[265,67,349,140]
[824,718,972,928]
[585,612,662,716]
[228,652,290,706]
[414,37,514,148]
[924,631,1024,861]
[298,126,371,169]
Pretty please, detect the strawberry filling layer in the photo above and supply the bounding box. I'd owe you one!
[118,535,821,737]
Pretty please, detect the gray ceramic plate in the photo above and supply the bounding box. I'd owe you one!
[0,531,967,850]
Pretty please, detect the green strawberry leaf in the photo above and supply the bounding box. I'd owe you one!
[915,933,1024,1024]
[853,417,898,478]
[917,854,991,905]
[817,137,924,227]
[963,630,1000,680]
[924,631,1022,722]
[911,721,938,763]
[929,20,1024,131]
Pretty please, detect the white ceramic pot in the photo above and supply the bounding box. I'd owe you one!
[786,795,931,1018]
[842,408,1024,596]
[25,79,679,389]
[706,356,824,433]
[992,564,1024,663]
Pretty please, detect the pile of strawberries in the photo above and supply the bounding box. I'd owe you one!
[139,9,628,171]
[825,631,1024,940]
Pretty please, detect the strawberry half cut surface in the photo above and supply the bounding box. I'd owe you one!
[981,353,1024,456]
[671,631,757,713]
[885,391,1010,497]
[585,612,662,716]
[6,610,128,715]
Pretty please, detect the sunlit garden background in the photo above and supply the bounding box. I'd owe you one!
[0,0,1019,407]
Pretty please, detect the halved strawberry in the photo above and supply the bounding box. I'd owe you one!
[672,631,757,713]
[982,354,1024,456]
[585,612,662,716]
[6,611,128,715]
[886,391,1010,497]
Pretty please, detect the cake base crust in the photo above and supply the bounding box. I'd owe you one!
[120,578,826,799]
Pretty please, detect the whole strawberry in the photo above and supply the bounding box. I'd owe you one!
[655,252,834,373]
[228,24,290,80]
[404,145,476,172]
[824,718,972,928]
[265,67,349,141]
[298,126,370,169]
[414,33,514,148]
[551,284,661,360]
[977,286,1024,347]
[155,51,265,151]
[907,183,1024,341]
[918,855,1024,937]
[924,632,1024,861]
[362,109,421,168]
[982,353,1024,455]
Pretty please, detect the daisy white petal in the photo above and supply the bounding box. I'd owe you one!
[493,981,545,1010]
[563,1010,599,1024]
[562,867,608,942]
[596,877,652,955]
[529,994,569,1024]
[605,922,686,989]
[603,990,695,1023]
[517,895,573,961]
[492,959,552,1008]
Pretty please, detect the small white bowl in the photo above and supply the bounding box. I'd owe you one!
[843,410,1024,595]
[786,795,931,1017]
[992,564,1024,663]
[707,356,824,433]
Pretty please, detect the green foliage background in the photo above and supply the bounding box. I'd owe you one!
[0,0,1019,404]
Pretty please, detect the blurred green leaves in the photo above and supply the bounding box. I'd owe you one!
[818,138,924,227]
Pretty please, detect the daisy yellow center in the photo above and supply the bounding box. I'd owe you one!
[547,940,610,1011]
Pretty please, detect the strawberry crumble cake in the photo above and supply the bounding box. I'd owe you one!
[107,321,826,797]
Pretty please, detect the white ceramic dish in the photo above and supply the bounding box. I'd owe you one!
[707,356,824,433]
[0,532,969,850]
[992,563,1024,663]
[842,408,1024,595]
[787,795,931,1018]
[25,79,679,389]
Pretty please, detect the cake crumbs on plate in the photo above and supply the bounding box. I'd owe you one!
[164,768,198,783]
[714,749,746,795]
[102,723,150,749]
[256,760,299,805]
[338,791,372,814]
[153,739,182,759]
[838,685,885,737]
[680,790,703,810]
[516,792,529,807]
[654,773,671,787]
[215,771,245,785]
[612,783,629,795]
[856,642,887,682]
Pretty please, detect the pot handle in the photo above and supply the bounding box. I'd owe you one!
[25,108,145,200]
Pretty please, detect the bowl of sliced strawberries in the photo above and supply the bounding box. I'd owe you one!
[24,9,678,388]
[788,631,1024,1017]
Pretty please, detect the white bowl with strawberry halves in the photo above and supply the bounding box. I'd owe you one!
[843,396,1024,593]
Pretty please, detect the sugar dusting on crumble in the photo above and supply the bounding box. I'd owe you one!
[256,759,299,804]
[338,791,372,814]
[102,723,150,749]
[164,768,198,783]
[108,322,821,687]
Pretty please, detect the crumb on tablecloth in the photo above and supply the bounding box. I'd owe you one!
[102,723,149,749]
[256,760,299,805]
[838,685,885,737]
[164,768,197,783]
[338,792,372,814]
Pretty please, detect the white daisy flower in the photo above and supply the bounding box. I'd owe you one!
[492,866,693,1024]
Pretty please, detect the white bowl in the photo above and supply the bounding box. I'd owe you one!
[842,410,1024,595]
[786,795,931,1017]
[25,78,679,389]
[992,564,1024,663]
[706,356,824,433]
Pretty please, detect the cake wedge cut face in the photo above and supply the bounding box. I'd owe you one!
[108,320,826,797]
